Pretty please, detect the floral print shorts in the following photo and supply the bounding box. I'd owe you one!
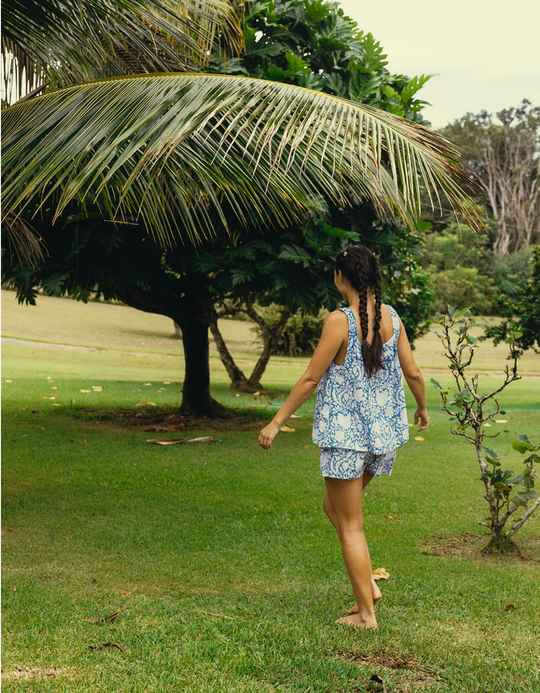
[320,447,397,480]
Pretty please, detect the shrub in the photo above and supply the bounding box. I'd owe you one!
[482,245,540,354]
[432,306,539,551]
[251,305,328,357]
[429,266,494,315]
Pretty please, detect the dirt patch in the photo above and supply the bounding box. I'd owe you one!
[76,407,268,433]
[418,533,540,563]
[336,648,438,690]
[2,666,76,683]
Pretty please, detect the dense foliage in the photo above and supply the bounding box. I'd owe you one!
[482,246,540,355]
[418,223,533,315]
[212,0,431,122]
[251,306,328,357]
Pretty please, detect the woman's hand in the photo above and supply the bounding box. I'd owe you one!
[259,420,281,450]
[414,408,430,432]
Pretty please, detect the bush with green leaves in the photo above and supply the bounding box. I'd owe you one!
[428,266,494,315]
[431,305,539,551]
[482,245,540,355]
[251,305,328,357]
[419,223,533,315]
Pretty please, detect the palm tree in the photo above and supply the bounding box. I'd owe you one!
[2,1,485,416]
[2,0,483,264]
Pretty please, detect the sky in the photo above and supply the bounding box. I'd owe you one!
[338,0,540,129]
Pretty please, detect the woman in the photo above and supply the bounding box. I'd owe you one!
[258,244,429,630]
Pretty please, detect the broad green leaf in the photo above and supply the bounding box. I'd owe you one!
[518,433,535,448]
[454,306,472,319]
[482,445,501,462]
[278,245,311,263]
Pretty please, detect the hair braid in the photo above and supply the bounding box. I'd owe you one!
[334,244,386,377]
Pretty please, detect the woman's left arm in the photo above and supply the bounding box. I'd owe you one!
[258,311,347,450]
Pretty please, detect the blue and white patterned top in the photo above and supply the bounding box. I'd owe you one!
[312,305,409,454]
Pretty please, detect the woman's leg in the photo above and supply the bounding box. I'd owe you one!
[324,476,377,629]
[323,471,382,611]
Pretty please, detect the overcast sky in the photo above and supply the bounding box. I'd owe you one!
[338,0,540,129]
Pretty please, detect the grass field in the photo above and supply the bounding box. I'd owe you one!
[2,291,540,692]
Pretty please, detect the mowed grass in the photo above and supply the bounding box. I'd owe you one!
[2,293,540,692]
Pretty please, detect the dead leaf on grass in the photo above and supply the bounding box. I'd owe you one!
[80,390,91,393]
[280,425,295,432]
[82,610,120,624]
[146,436,221,445]
[495,419,508,423]
[385,515,401,520]
[504,604,517,612]
[372,568,390,581]
[88,642,124,653]
[414,436,424,441]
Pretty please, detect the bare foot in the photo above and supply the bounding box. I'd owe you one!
[348,580,382,614]
[336,613,378,630]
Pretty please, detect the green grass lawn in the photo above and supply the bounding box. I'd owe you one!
[2,292,540,692]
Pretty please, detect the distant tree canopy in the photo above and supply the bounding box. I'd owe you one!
[440,100,540,256]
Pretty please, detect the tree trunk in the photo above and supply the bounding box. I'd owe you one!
[209,314,249,390]
[118,285,225,418]
[176,304,224,417]
[244,297,293,390]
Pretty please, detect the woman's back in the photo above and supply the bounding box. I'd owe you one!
[312,304,409,455]
[334,302,393,366]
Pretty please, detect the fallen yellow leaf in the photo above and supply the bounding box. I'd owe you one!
[483,423,492,427]
[253,391,260,396]
[80,389,91,393]
[372,568,390,581]
[163,381,171,385]
[144,383,152,386]
[495,419,508,424]
[414,436,424,441]
[280,426,295,432]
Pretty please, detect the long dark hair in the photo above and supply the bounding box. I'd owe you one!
[335,244,384,377]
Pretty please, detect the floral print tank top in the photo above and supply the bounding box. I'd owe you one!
[312,305,409,454]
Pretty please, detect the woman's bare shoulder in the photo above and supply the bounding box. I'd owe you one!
[323,309,348,332]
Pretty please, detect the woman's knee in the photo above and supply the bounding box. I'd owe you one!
[339,516,364,536]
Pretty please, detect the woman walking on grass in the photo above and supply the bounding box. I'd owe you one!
[259,244,429,630]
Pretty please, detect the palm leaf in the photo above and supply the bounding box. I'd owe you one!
[2,73,484,249]
[2,0,239,93]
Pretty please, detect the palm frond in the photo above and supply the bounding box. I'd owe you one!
[1,0,239,94]
[1,213,46,267]
[2,73,484,248]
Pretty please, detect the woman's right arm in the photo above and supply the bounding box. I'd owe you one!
[396,319,429,432]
